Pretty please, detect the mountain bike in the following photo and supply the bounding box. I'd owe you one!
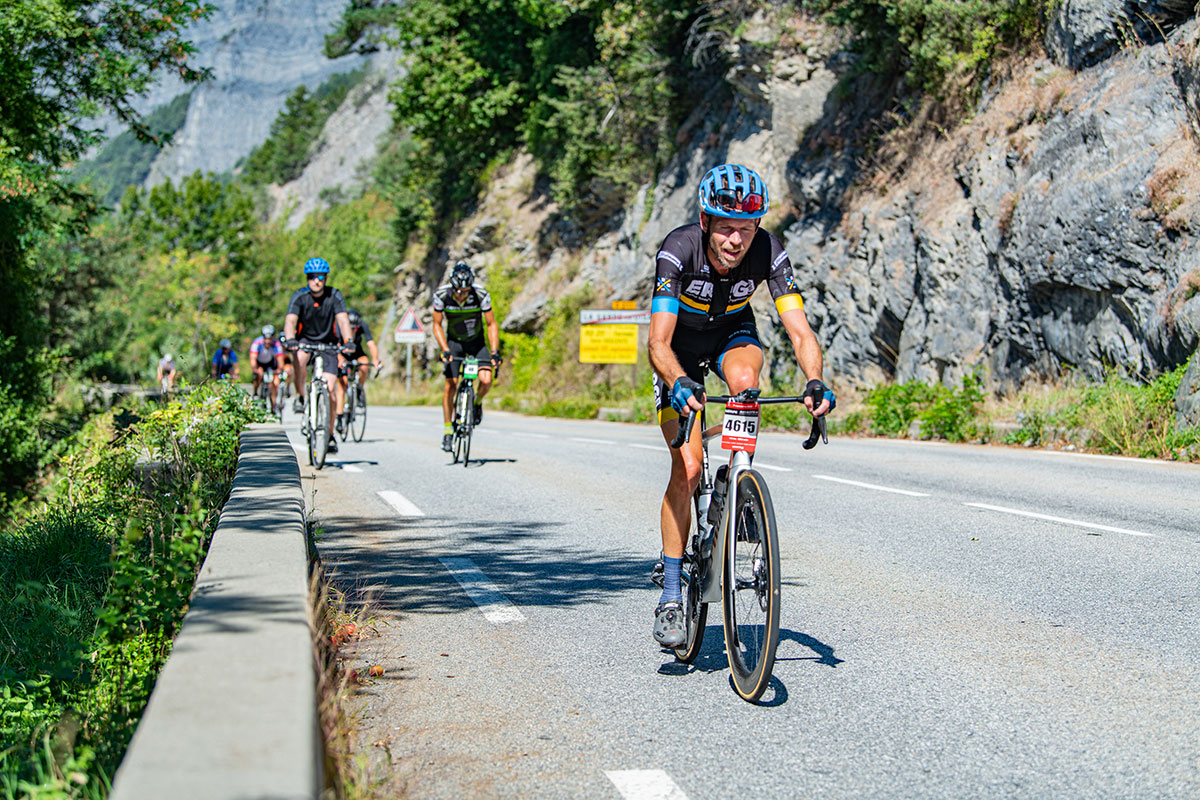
[656,382,828,702]
[449,356,481,466]
[296,343,343,470]
[339,361,381,443]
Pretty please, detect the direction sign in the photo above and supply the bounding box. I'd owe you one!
[394,307,425,344]
[580,324,638,364]
[580,309,651,326]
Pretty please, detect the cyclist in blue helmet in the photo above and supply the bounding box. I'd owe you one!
[645,163,834,648]
[281,257,355,453]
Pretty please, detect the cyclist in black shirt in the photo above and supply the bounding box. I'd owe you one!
[281,257,355,453]
[336,309,381,435]
[432,261,500,451]
[646,163,835,648]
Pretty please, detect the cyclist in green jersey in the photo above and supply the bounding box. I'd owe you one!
[432,262,501,452]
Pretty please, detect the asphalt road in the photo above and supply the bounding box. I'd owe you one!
[288,404,1200,799]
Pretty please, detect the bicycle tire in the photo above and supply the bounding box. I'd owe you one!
[459,383,474,467]
[312,386,330,470]
[351,383,367,441]
[451,383,468,463]
[722,469,780,702]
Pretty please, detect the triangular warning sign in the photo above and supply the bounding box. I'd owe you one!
[396,307,423,333]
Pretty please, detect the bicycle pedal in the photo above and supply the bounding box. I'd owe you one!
[650,560,664,589]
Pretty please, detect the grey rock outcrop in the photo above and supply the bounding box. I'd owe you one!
[144,0,368,186]
[1046,0,1196,70]
[1176,348,1200,427]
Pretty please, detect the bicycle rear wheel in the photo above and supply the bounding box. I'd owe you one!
[722,469,780,702]
[311,386,330,470]
[673,552,709,663]
[351,384,367,441]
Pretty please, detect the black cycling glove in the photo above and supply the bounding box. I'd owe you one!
[670,377,705,415]
[805,379,836,414]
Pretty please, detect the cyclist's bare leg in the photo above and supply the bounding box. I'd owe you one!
[252,366,264,398]
[294,351,311,403]
[442,378,457,425]
[659,415,704,560]
[718,344,763,396]
[322,368,339,436]
[356,356,369,388]
[476,367,493,400]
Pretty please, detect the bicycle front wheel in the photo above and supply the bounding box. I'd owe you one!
[311,386,330,470]
[722,469,780,702]
[351,384,367,441]
[457,384,474,467]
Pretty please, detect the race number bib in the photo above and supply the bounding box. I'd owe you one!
[721,401,759,452]
[463,359,479,379]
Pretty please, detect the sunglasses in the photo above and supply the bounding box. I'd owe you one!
[713,190,764,214]
[306,274,327,281]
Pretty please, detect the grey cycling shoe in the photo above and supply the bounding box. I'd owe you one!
[653,601,686,648]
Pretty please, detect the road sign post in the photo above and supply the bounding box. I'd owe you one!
[394,307,425,392]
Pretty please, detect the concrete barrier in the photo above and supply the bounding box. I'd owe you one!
[110,423,320,800]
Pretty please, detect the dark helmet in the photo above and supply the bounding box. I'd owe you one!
[450,261,473,289]
[347,309,362,327]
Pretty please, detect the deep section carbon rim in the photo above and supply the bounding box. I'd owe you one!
[722,469,780,702]
[351,384,367,441]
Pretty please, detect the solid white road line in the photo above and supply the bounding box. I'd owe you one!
[754,462,792,472]
[570,437,616,445]
[514,432,550,439]
[964,502,1153,537]
[606,769,688,800]
[631,443,662,451]
[377,490,424,518]
[340,464,363,473]
[1037,450,1171,465]
[811,474,930,497]
[438,557,525,624]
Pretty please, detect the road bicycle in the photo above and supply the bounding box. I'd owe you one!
[338,361,381,443]
[296,343,343,470]
[255,366,281,416]
[656,381,827,702]
[448,356,482,466]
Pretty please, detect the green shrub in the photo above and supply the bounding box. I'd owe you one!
[0,382,266,794]
[864,371,984,440]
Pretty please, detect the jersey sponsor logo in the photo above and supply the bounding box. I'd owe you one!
[730,279,755,301]
[684,280,713,300]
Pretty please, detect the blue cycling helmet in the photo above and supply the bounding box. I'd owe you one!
[698,164,769,219]
[304,257,331,275]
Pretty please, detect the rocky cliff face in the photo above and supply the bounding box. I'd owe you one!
[141,0,368,185]
[429,4,1200,408]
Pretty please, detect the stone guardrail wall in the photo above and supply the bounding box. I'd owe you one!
[110,423,320,800]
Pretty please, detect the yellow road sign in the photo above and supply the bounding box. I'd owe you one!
[579,323,638,364]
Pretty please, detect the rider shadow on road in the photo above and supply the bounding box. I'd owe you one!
[452,457,518,467]
[315,511,643,618]
[774,628,843,668]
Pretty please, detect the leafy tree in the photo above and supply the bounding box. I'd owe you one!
[0,0,213,509]
[324,0,403,57]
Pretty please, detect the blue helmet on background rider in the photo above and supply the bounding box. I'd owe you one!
[697,164,769,220]
[304,257,331,276]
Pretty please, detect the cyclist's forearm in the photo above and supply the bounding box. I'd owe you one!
[649,338,687,386]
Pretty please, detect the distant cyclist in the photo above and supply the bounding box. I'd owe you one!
[647,163,834,647]
[337,309,382,435]
[432,261,500,452]
[157,353,177,392]
[211,339,239,381]
[281,257,355,454]
[250,324,286,413]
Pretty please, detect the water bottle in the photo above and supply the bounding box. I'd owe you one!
[706,464,729,530]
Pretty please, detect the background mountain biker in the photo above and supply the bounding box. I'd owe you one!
[432,261,501,452]
[250,323,286,412]
[211,339,239,381]
[646,163,835,648]
[157,353,176,391]
[336,308,381,434]
[281,257,356,454]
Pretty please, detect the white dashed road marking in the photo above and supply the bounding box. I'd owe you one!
[340,464,362,473]
[438,557,525,624]
[811,474,930,497]
[965,502,1153,537]
[753,462,791,472]
[570,437,616,445]
[606,769,688,800]
[377,490,424,518]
